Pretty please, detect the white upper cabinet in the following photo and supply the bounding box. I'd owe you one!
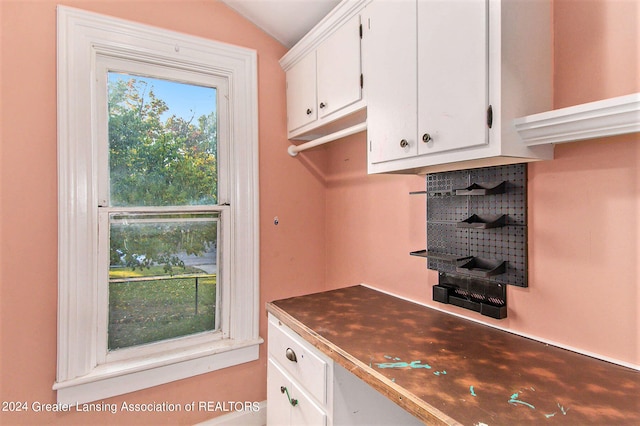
[281,1,369,141]
[417,0,487,156]
[364,0,417,164]
[286,52,318,132]
[364,0,554,174]
[317,15,363,119]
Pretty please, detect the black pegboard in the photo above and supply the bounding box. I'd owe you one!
[425,164,528,287]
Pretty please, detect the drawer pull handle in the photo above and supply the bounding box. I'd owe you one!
[280,386,298,407]
[285,347,297,363]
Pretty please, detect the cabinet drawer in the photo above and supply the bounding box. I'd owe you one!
[267,359,293,426]
[268,359,327,426]
[268,315,328,405]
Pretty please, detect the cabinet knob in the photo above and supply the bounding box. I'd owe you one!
[422,133,432,143]
[285,347,297,362]
[319,102,327,109]
[400,139,409,148]
[306,108,312,115]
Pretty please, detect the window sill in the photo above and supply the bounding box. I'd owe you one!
[53,338,263,404]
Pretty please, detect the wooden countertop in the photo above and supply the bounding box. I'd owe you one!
[266,285,640,425]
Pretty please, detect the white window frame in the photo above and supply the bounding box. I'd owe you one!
[55,6,260,404]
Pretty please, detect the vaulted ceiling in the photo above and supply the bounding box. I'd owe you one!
[220,0,341,48]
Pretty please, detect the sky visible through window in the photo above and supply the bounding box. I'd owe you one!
[108,73,217,121]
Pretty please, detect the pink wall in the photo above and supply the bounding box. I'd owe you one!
[0,0,638,424]
[324,0,639,367]
[0,0,327,424]
[524,0,638,364]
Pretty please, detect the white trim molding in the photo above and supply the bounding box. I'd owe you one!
[514,93,640,146]
[56,6,261,404]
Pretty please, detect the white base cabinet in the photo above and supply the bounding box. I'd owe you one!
[267,314,332,425]
[268,359,327,426]
[363,0,555,174]
[267,314,421,425]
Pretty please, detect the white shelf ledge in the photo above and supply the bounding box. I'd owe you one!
[288,122,366,156]
[514,93,640,146]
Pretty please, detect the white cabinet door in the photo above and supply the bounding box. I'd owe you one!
[356,0,550,173]
[417,0,488,156]
[317,14,362,118]
[286,52,317,132]
[364,0,418,164]
[365,0,501,173]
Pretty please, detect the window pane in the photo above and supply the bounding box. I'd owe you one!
[108,73,218,207]
[108,212,219,350]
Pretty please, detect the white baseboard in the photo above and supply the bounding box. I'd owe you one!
[195,401,266,426]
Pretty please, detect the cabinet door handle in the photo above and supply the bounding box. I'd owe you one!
[285,347,297,362]
[319,102,327,109]
[422,133,432,143]
[280,386,298,407]
[400,139,409,148]
[306,108,312,115]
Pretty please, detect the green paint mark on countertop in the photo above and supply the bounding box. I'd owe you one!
[508,392,535,410]
[376,360,432,369]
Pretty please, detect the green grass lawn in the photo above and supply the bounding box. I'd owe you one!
[108,268,217,350]
[109,264,205,279]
